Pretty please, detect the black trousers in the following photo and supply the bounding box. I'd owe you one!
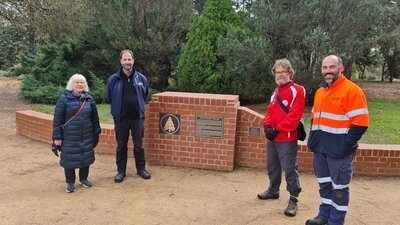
[114,118,146,174]
[64,166,89,183]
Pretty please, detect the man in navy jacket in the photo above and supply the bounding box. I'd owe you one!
[107,49,150,182]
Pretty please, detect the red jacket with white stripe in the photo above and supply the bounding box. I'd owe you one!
[263,81,306,142]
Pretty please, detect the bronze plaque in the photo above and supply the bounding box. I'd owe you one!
[159,113,180,134]
[249,127,261,136]
[195,116,224,139]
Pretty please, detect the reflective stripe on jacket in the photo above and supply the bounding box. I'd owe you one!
[307,75,369,158]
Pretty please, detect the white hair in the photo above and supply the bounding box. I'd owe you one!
[66,74,89,92]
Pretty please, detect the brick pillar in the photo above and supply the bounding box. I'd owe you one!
[144,92,239,171]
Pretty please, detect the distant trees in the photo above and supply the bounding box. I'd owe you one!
[0,0,87,69]
[1,0,399,104]
[13,0,194,104]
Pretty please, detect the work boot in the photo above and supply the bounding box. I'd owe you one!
[137,169,151,179]
[257,190,279,200]
[284,200,298,217]
[114,172,125,183]
[305,217,328,225]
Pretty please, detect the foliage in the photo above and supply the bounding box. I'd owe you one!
[355,49,379,80]
[250,0,390,103]
[0,26,28,70]
[377,1,400,82]
[177,0,242,93]
[215,26,274,103]
[83,0,194,90]
[20,40,107,104]
[0,0,87,69]
[87,71,107,104]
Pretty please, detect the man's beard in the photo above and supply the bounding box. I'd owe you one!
[275,77,289,86]
[324,72,340,85]
[123,64,133,71]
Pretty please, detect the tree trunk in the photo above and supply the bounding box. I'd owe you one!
[381,62,386,82]
[343,61,354,79]
[360,65,366,80]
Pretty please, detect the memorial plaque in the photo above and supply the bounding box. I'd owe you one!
[159,113,180,134]
[249,127,261,136]
[195,116,224,139]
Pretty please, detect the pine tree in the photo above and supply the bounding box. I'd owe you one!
[177,0,241,93]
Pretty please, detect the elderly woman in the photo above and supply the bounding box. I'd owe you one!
[52,74,101,193]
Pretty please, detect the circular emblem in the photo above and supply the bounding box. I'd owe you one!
[160,114,180,134]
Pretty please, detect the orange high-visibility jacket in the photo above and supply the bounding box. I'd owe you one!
[307,75,369,158]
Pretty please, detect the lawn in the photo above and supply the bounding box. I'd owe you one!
[35,98,400,144]
[35,104,114,124]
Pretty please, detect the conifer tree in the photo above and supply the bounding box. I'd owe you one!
[177,0,241,93]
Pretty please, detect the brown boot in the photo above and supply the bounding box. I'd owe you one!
[257,190,279,200]
[284,200,297,217]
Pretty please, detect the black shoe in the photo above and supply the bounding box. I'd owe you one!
[137,169,151,179]
[114,173,125,183]
[257,190,279,200]
[284,200,297,217]
[305,217,328,225]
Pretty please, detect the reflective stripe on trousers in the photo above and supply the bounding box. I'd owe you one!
[313,152,353,225]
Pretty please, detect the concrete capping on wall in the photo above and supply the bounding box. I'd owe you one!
[16,101,400,176]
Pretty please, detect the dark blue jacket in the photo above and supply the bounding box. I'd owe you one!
[52,90,101,169]
[107,68,149,121]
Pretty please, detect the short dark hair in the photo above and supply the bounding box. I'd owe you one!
[119,49,134,59]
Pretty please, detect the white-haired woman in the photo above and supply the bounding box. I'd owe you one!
[52,74,101,193]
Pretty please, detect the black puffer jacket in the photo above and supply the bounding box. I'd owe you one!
[52,90,101,169]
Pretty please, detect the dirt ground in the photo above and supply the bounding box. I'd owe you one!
[1,78,399,225]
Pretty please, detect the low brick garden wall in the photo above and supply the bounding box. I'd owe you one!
[16,92,400,176]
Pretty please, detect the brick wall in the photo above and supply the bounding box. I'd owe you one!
[15,97,400,176]
[16,110,127,156]
[235,107,266,168]
[234,107,400,176]
[144,92,239,171]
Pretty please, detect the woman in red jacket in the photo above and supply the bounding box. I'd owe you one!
[257,58,306,218]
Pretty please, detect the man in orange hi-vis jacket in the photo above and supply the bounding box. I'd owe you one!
[306,55,369,225]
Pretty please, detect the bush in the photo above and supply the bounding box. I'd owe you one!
[215,27,274,103]
[20,40,109,104]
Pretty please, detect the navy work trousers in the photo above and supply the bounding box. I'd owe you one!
[313,152,353,225]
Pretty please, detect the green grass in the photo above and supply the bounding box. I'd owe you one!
[35,104,114,124]
[35,99,400,144]
[248,99,400,145]
[360,99,400,144]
